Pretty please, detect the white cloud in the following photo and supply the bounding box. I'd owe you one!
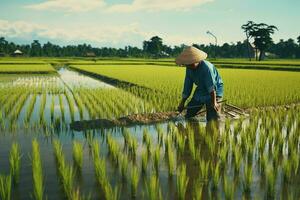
[25,0,213,13]
[0,19,214,47]
[163,34,213,46]
[0,19,148,46]
[25,0,106,12]
[106,0,213,13]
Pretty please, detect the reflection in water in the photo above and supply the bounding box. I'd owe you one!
[58,67,114,89]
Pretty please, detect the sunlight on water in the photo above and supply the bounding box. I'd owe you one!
[58,67,114,89]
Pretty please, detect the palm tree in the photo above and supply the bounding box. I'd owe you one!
[241,21,255,61]
[249,23,278,61]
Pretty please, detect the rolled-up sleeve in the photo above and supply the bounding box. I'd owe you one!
[182,70,193,99]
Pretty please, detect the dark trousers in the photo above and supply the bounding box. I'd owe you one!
[185,97,222,122]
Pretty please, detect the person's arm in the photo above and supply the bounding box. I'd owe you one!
[210,89,219,111]
[178,70,193,112]
[204,66,219,111]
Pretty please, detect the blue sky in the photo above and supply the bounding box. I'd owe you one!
[0,0,299,48]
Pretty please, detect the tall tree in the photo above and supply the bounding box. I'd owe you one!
[249,23,278,61]
[0,37,8,54]
[143,36,163,57]
[30,40,42,57]
[297,35,300,46]
[241,21,255,61]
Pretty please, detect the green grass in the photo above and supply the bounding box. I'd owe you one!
[0,64,56,73]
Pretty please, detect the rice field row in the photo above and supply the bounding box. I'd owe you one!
[0,105,300,199]
[0,64,56,74]
[0,59,300,199]
[71,65,300,108]
[0,77,154,130]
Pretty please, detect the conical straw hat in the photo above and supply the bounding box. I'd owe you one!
[175,46,207,65]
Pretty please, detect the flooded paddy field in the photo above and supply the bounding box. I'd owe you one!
[0,60,300,200]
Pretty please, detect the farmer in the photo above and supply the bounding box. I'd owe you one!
[176,46,224,122]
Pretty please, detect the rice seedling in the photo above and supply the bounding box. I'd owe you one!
[143,128,152,153]
[103,183,120,200]
[282,159,292,182]
[176,133,186,155]
[65,92,76,122]
[0,175,11,200]
[219,145,228,167]
[153,147,160,174]
[59,94,65,122]
[50,95,55,121]
[119,153,128,181]
[266,164,276,199]
[122,128,130,147]
[243,164,252,193]
[39,93,47,123]
[192,178,203,200]
[223,176,234,200]
[291,149,299,175]
[199,159,210,182]
[53,139,64,165]
[177,164,189,200]
[32,139,44,200]
[167,141,176,177]
[130,165,139,198]
[60,162,75,199]
[123,130,138,158]
[9,142,21,185]
[145,174,162,200]
[234,146,242,173]
[187,130,196,161]
[73,140,83,171]
[156,125,164,145]
[141,149,148,174]
[211,162,220,190]
[73,93,84,119]
[91,139,100,159]
[93,155,107,189]
[107,134,120,164]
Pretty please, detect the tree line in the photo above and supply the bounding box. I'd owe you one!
[0,22,299,60]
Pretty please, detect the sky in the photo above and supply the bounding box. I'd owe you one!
[0,0,299,48]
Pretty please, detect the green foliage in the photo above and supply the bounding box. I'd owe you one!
[141,149,148,174]
[32,139,44,200]
[130,165,139,198]
[145,174,162,200]
[243,164,253,193]
[9,142,21,185]
[153,147,160,174]
[72,65,300,108]
[177,164,189,200]
[73,140,83,170]
[0,175,11,200]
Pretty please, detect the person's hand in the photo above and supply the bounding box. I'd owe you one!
[213,102,220,112]
[177,101,185,112]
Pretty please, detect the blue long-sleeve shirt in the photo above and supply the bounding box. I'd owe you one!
[182,60,224,103]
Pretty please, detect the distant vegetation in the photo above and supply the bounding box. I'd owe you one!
[0,22,300,59]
